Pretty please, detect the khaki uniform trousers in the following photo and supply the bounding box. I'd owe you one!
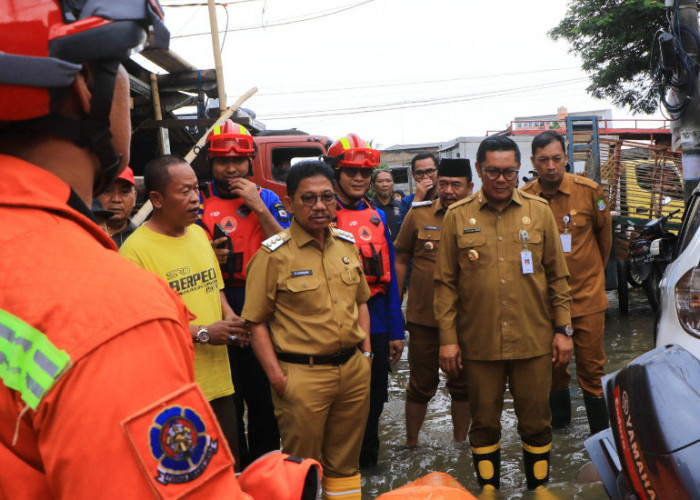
[406,322,468,404]
[465,354,552,448]
[272,350,371,478]
[551,311,606,397]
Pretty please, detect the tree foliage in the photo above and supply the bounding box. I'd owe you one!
[550,0,667,114]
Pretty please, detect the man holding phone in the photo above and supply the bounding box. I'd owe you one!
[198,120,290,468]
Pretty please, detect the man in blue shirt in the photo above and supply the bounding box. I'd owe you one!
[324,134,405,468]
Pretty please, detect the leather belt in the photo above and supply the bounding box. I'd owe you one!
[276,347,357,367]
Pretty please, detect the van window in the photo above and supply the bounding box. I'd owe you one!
[271,147,324,182]
[676,194,700,255]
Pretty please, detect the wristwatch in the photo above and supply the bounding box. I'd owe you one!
[195,327,210,344]
[555,325,574,337]
[362,351,375,360]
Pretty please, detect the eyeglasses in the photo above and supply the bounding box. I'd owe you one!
[299,192,336,207]
[413,168,437,180]
[341,167,372,179]
[208,134,256,156]
[481,167,519,181]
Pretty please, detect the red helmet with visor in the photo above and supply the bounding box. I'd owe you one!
[206,120,256,158]
[326,133,380,169]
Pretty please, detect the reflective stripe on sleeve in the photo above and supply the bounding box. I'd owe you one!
[0,309,71,409]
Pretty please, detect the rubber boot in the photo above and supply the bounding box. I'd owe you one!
[584,395,610,435]
[549,389,571,429]
[470,441,500,490]
[522,442,551,490]
[321,474,361,500]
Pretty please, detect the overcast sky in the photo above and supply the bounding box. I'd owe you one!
[160,0,661,148]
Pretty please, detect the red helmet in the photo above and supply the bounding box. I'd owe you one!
[206,120,256,158]
[326,133,380,169]
[0,0,169,192]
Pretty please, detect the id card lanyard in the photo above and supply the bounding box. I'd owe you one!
[520,230,534,274]
[560,214,572,253]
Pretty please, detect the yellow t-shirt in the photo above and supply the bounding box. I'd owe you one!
[120,223,234,401]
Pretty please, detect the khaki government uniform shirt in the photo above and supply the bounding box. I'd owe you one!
[434,188,571,361]
[521,173,612,317]
[394,200,446,328]
[242,219,371,355]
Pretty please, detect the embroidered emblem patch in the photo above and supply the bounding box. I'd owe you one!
[149,406,218,485]
[596,198,606,211]
[358,226,373,241]
[463,228,481,234]
[369,214,381,227]
[274,203,290,222]
[220,216,237,234]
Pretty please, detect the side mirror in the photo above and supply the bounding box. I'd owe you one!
[650,237,673,262]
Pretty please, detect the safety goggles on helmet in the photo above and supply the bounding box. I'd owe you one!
[338,148,381,169]
[208,134,256,157]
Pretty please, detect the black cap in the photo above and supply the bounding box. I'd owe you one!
[438,158,472,181]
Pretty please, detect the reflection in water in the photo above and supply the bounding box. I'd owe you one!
[362,290,656,499]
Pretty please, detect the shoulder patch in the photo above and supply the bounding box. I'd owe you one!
[520,191,548,204]
[262,232,291,252]
[332,228,356,243]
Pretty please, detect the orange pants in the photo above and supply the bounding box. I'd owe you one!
[552,311,606,397]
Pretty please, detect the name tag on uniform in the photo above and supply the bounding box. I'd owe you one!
[424,226,440,231]
[291,270,312,277]
[521,250,534,275]
[560,233,572,253]
[463,228,481,234]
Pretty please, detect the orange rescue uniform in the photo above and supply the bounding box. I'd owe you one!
[0,156,249,499]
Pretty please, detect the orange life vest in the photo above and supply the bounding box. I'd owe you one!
[334,199,391,296]
[200,182,265,284]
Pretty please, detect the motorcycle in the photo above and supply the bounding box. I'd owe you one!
[627,208,680,312]
[584,345,700,499]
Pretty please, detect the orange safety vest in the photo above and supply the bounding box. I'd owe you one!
[200,182,264,284]
[334,199,391,296]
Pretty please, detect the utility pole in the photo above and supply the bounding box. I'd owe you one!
[672,0,700,203]
[207,0,227,114]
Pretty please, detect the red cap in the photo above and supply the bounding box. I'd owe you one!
[116,166,136,186]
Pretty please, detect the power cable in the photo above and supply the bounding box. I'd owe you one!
[170,0,376,38]
[255,67,582,97]
[257,77,589,120]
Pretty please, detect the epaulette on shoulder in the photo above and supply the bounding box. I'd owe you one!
[572,174,599,189]
[412,200,433,209]
[520,180,536,192]
[520,190,548,204]
[261,231,291,252]
[449,195,473,209]
[332,227,355,243]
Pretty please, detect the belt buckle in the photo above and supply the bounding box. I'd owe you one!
[331,351,344,366]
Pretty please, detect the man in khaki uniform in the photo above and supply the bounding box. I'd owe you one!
[522,131,612,434]
[435,136,573,491]
[242,160,372,500]
[395,158,474,446]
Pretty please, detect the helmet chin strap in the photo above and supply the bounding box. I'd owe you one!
[21,61,122,196]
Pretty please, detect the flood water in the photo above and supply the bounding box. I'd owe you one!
[361,289,656,499]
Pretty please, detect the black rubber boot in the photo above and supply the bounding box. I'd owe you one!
[584,395,610,435]
[470,441,501,490]
[522,442,551,490]
[549,389,571,429]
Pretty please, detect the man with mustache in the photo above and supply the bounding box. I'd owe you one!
[243,160,372,499]
[96,166,138,247]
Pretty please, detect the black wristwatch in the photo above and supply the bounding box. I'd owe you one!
[555,325,574,337]
[195,327,210,344]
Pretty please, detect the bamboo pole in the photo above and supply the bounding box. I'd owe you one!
[207,0,227,113]
[132,87,258,226]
